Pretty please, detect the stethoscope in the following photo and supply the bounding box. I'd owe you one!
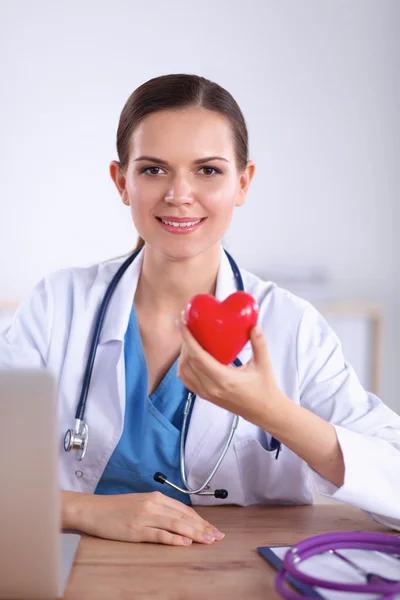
[275,531,400,599]
[64,247,281,498]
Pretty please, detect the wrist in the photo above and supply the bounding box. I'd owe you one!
[61,490,93,532]
[256,391,293,433]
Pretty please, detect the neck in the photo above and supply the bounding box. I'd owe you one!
[134,243,221,315]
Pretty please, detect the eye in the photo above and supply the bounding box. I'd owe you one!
[141,166,166,176]
[198,166,222,176]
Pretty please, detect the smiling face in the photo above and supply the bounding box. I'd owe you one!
[110,107,255,260]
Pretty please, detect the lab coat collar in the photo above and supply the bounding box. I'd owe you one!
[98,245,242,345]
[98,249,144,344]
[215,246,237,301]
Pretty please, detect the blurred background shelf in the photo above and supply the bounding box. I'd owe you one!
[319,301,381,397]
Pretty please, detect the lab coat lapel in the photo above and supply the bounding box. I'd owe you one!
[98,250,144,344]
[83,251,144,455]
[184,248,253,475]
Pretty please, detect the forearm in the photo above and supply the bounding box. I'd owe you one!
[257,394,345,488]
[61,490,93,531]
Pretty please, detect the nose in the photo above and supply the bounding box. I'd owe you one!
[164,174,194,205]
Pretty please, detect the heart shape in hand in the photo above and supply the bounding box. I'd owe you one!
[185,292,259,364]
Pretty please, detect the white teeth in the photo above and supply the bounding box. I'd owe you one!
[160,219,202,228]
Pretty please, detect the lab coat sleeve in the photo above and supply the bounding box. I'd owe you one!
[0,278,53,369]
[297,304,400,531]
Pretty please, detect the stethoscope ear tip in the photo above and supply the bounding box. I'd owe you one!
[214,489,228,499]
[153,472,167,484]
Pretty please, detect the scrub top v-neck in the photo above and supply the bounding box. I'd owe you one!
[95,304,191,504]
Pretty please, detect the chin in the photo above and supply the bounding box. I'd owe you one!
[162,247,204,262]
[151,240,220,262]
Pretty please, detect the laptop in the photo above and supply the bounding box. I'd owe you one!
[0,369,80,599]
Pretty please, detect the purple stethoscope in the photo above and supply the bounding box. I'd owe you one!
[276,531,400,599]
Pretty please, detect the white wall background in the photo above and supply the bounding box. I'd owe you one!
[0,0,399,410]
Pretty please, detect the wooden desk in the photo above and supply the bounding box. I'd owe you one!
[64,504,393,599]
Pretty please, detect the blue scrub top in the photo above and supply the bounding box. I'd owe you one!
[95,304,192,505]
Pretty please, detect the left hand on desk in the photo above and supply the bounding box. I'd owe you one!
[176,316,284,425]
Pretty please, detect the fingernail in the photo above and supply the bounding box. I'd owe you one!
[212,528,225,540]
[182,537,192,545]
[180,309,187,325]
[203,534,215,543]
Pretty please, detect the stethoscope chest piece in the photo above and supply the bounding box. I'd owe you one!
[64,418,88,461]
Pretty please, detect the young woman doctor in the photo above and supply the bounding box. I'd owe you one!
[1,74,400,547]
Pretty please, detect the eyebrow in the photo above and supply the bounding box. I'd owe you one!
[133,155,230,165]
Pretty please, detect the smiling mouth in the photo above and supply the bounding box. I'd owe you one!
[156,217,206,228]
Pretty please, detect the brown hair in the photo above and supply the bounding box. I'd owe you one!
[116,74,249,252]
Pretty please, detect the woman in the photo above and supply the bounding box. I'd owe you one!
[1,74,400,547]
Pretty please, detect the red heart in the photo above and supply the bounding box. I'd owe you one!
[185,292,259,364]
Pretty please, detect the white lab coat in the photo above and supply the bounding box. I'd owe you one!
[1,247,400,530]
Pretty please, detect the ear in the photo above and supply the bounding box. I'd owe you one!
[235,160,256,207]
[109,161,130,206]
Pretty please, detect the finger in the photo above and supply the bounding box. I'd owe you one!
[148,515,221,545]
[179,338,237,407]
[145,501,210,531]
[149,493,224,539]
[140,527,194,546]
[149,492,217,530]
[178,321,207,355]
[249,324,270,368]
[177,357,201,393]
[179,321,226,375]
[178,355,218,402]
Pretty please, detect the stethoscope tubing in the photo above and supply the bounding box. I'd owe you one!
[74,247,242,422]
[74,248,142,421]
[66,246,281,492]
[178,393,240,495]
[275,531,400,598]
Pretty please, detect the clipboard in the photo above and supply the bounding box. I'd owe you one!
[257,546,324,598]
[257,544,400,600]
